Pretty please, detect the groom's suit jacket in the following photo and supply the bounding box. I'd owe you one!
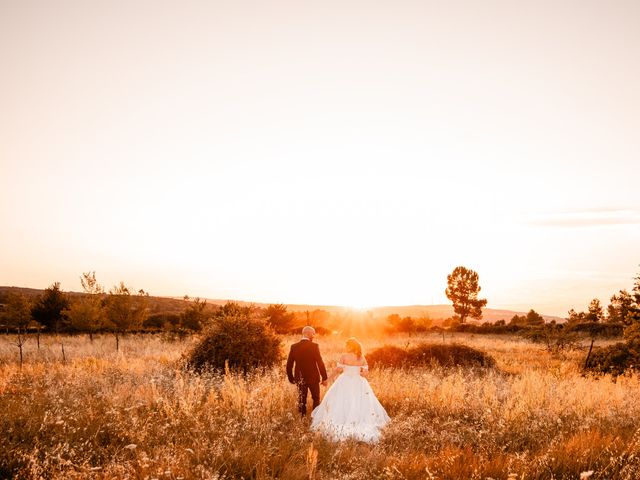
[286,339,328,385]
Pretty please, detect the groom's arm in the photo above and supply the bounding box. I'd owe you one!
[286,345,296,384]
[314,345,328,382]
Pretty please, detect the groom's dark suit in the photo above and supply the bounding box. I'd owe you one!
[286,338,328,415]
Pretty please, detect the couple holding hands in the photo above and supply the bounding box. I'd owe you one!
[286,326,390,443]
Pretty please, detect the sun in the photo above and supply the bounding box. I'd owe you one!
[345,298,381,312]
[340,292,383,312]
[348,303,371,311]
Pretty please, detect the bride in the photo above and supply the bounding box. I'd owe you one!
[310,338,390,443]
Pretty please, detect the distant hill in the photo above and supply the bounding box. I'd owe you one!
[0,286,564,323]
[178,298,565,323]
[0,286,189,315]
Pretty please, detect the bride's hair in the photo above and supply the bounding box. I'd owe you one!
[346,337,363,359]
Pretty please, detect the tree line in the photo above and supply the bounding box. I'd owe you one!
[3,266,640,367]
[0,272,335,366]
[444,264,640,327]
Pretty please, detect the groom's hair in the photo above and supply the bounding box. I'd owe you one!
[302,326,315,337]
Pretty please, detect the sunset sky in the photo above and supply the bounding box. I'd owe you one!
[1,0,639,316]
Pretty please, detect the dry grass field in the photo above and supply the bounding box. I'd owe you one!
[1,332,640,479]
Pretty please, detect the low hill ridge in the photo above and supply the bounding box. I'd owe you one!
[0,286,564,323]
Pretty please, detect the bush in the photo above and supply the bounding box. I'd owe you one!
[263,304,296,334]
[521,324,580,353]
[568,322,624,338]
[625,322,640,342]
[365,345,410,368]
[366,342,496,369]
[585,339,640,377]
[180,298,210,332]
[410,343,496,368]
[385,314,431,334]
[144,313,180,331]
[184,311,282,374]
[450,322,525,335]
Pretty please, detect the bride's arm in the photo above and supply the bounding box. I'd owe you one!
[360,360,369,378]
[328,364,343,382]
[327,356,345,382]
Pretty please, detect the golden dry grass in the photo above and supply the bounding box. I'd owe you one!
[1,332,639,479]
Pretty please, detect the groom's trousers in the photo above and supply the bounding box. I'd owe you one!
[297,381,320,416]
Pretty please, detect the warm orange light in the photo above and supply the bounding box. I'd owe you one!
[348,303,373,312]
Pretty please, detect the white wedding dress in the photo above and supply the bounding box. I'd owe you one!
[310,363,390,443]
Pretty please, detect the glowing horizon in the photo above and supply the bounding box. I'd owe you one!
[1,0,639,317]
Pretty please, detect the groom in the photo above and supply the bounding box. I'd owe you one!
[286,326,328,416]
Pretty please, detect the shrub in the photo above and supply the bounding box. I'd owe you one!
[180,298,210,332]
[183,310,282,374]
[409,343,496,368]
[521,324,580,353]
[586,339,640,377]
[365,345,410,368]
[568,322,624,338]
[384,314,432,334]
[263,304,296,334]
[451,322,525,335]
[624,322,640,342]
[144,313,180,331]
[366,342,496,369]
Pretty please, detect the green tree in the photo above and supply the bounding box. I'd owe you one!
[263,304,295,334]
[81,271,103,296]
[630,271,640,324]
[180,297,209,332]
[105,282,148,351]
[445,266,488,323]
[64,297,106,340]
[386,313,417,333]
[1,292,33,367]
[624,322,640,342]
[586,298,605,323]
[214,301,256,319]
[31,282,70,333]
[63,272,106,341]
[584,268,640,376]
[566,308,586,324]
[415,315,433,331]
[144,313,181,331]
[607,290,635,325]
[525,309,545,326]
